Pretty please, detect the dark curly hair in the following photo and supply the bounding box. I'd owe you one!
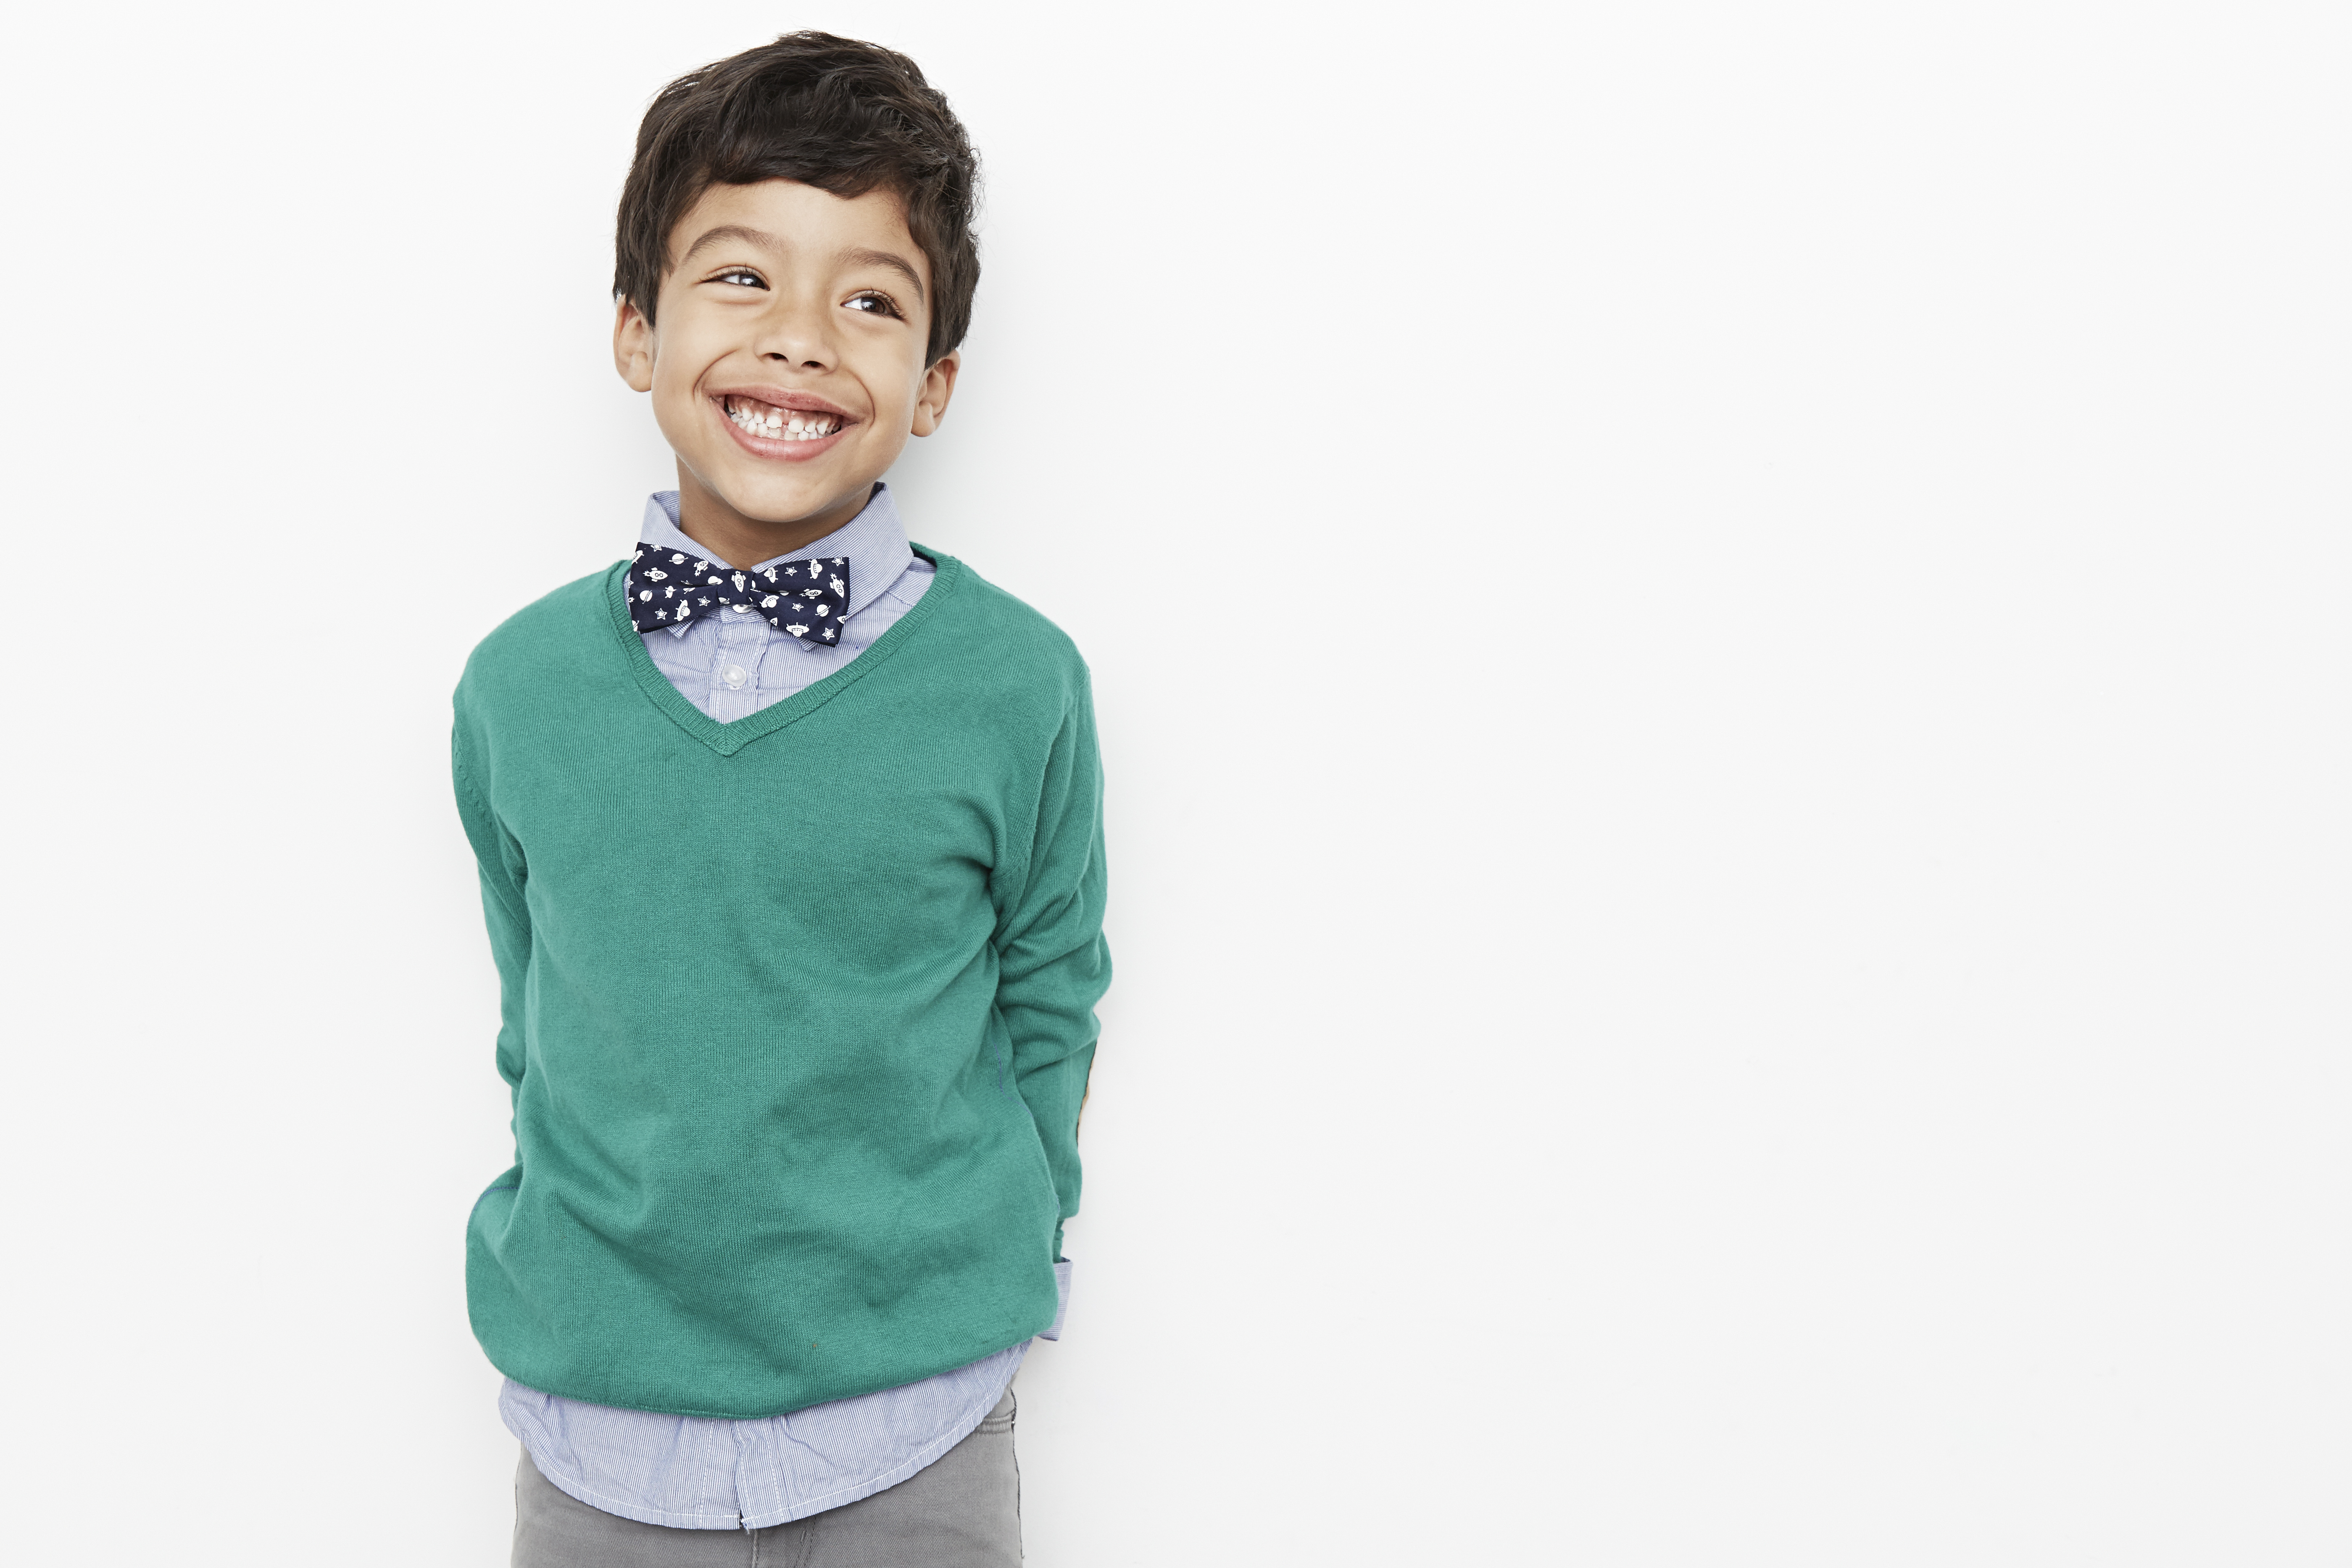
[615,32,981,365]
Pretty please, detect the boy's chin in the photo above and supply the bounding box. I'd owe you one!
[699,468,874,529]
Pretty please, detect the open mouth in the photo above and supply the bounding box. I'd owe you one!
[721,393,850,443]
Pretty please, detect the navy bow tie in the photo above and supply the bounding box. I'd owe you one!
[626,544,851,643]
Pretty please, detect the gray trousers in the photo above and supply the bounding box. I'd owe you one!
[513,1387,1022,1567]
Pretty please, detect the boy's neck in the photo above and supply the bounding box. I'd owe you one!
[674,470,876,569]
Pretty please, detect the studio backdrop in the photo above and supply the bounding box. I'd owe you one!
[1,3,2347,1564]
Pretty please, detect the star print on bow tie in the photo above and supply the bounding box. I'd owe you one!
[625,545,851,644]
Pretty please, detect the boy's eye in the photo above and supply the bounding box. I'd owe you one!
[845,292,903,319]
[712,268,765,288]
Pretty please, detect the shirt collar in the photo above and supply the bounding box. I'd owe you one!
[636,484,916,639]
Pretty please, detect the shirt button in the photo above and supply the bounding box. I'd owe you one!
[723,664,748,689]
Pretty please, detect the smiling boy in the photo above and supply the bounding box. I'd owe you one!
[450,34,1109,1567]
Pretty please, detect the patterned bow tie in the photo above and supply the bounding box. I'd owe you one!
[626,544,851,643]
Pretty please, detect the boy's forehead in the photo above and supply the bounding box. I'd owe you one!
[667,179,923,281]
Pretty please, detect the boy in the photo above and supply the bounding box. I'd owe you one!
[449,33,1109,1566]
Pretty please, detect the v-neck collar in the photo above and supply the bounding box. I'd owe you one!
[604,540,964,758]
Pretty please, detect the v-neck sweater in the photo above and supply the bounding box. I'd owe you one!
[451,544,1109,1420]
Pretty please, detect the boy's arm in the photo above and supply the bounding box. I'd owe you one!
[995,669,1112,1264]
[452,717,532,1121]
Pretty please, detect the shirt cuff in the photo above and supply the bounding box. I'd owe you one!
[1040,1258,1073,1341]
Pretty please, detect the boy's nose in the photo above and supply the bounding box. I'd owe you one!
[753,296,835,370]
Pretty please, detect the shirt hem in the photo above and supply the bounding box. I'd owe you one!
[740,1350,1020,1528]
[518,1446,744,1529]
[511,1346,1022,1532]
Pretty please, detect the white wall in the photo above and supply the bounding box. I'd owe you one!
[3,3,2347,1562]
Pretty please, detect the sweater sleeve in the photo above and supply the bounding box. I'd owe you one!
[452,714,532,1124]
[995,669,1112,1263]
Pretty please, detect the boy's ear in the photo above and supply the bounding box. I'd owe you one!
[614,299,655,392]
[911,351,960,437]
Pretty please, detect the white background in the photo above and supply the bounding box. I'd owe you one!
[2,2,2347,1562]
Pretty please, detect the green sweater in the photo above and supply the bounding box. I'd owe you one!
[450,546,1108,1419]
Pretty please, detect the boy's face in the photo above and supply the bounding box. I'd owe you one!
[614,179,957,553]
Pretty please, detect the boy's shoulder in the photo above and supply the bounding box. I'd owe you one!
[924,547,1091,685]
[457,563,617,698]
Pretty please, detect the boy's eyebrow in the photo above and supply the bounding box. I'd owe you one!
[838,248,927,303]
[677,224,788,266]
[676,227,927,303]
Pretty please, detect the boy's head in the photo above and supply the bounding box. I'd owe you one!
[612,34,980,555]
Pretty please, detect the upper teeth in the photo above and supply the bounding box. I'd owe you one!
[728,398,839,440]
